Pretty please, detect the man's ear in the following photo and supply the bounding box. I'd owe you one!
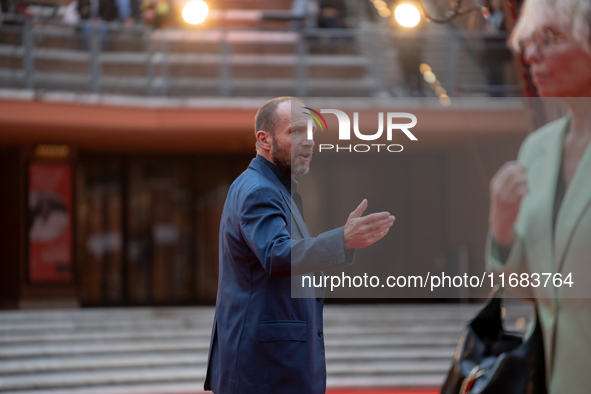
[256,130,272,152]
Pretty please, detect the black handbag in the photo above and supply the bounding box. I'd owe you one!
[440,292,547,394]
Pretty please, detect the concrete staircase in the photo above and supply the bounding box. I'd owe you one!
[0,302,532,393]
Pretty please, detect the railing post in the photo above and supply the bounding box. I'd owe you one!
[444,30,461,97]
[160,39,169,96]
[295,32,308,97]
[90,23,101,93]
[22,18,34,89]
[146,27,154,96]
[371,30,385,97]
[219,31,231,96]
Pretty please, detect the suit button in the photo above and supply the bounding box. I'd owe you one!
[318,330,323,338]
[317,297,323,302]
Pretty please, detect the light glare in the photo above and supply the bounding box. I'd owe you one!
[395,4,421,28]
[183,0,209,25]
[419,63,431,74]
[378,8,391,17]
[423,71,436,83]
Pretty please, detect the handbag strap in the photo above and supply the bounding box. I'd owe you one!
[460,366,485,394]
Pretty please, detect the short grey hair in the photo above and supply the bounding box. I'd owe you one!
[509,0,591,52]
[254,97,305,151]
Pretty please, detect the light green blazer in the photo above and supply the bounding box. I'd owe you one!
[486,114,591,394]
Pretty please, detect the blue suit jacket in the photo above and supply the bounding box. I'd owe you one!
[204,156,354,394]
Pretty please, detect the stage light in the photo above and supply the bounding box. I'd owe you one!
[394,4,421,28]
[182,0,208,25]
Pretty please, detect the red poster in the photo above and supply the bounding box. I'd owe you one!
[28,163,73,283]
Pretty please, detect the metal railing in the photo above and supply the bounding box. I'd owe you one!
[0,14,520,98]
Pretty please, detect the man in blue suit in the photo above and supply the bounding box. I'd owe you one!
[204,97,395,394]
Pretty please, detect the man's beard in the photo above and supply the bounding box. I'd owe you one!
[272,138,312,176]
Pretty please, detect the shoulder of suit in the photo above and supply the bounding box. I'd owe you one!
[518,115,568,161]
[522,116,568,150]
[233,167,284,198]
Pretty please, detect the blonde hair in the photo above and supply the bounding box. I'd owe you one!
[509,0,591,52]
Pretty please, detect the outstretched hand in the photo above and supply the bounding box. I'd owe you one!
[344,199,395,250]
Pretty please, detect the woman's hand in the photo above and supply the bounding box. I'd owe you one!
[489,161,529,246]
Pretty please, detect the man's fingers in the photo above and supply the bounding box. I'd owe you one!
[349,199,368,219]
[365,222,394,238]
[357,211,393,224]
[344,204,395,249]
[361,217,395,233]
[367,228,390,246]
[364,216,395,232]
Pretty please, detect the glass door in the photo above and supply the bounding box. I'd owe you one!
[127,159,192,304]
[76,159,124,305]
[76,154,252,306]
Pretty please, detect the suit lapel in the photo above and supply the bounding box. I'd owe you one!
[248,158,311,238]
[288,195,323,298]
[524,118,566,279]
[555,119,591,273]
[290,196,311,238]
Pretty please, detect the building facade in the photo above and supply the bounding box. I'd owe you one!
[0,96,530,308]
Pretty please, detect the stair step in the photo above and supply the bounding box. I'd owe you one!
[327,360,450,375]
[0,339,211,359]
[0,353,206,375]
[0,366,204,391]
[327,375,445,389]
[0,302,533,392]
[0,330,210,345]
[0,382,202,394]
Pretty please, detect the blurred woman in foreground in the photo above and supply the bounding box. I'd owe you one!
[486,0,591,392]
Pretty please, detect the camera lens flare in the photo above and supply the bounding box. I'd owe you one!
[182,0,209,25]
[395,4,421,28]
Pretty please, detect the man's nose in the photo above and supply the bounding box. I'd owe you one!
[301,136,315,148]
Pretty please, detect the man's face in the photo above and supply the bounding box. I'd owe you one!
[271,101,316,177]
